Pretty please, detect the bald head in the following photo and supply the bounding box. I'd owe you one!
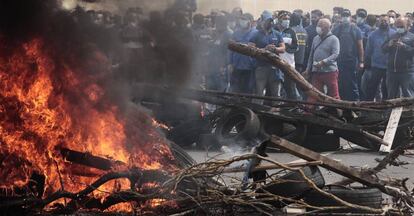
[317,18,332,35]
[395,17,409,30]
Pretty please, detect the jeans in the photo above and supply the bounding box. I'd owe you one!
[254,66,282,104]
[308,71,340,103]
[386,72,414,99]
[361,67,387,101]
[230,69,254,94]
[338,61,360,101]
[283,77,301,100]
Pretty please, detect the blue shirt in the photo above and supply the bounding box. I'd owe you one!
[249,29,284,67]
[230,28,258,70]
[332,23,363,62]
[365,28,396,69]
[357,23,372,41]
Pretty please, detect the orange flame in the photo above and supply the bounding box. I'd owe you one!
[0,37,177,209]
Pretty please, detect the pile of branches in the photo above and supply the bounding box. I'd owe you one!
[1,140,414,216]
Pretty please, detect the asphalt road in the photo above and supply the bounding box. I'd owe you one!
[186,144,414,193]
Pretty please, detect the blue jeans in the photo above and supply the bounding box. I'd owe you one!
[386,72,414,99]
[361,67,387,101]
[338,61,360,101]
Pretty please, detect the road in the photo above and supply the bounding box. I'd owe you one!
[186,145,414,189]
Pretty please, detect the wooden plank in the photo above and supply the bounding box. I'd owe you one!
[380,107,403,153]
[270,136,382,187]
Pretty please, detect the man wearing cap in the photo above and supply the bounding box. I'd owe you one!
[249,10,286,103]
[332,9,365,101]
[382,17,414,99]
[229,13,258,94]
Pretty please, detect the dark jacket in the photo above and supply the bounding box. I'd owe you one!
[382,31,414,73]
[291,25,307,65]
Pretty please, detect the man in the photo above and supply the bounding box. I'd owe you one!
[388,10,397,30]
[229,13,257,94]
[291,12,308,73]
[250,10,285,103]
[332,9,364,101]
[366,14,378,35]
[382,17,414,99]
[363,15,395,101]
[279,11,300,100]
[356,9,371,47]
[206,15,233,91]
[304,18,340,102]
[305,10,323,67]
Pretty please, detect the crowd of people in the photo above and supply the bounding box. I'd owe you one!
[77,4,414,103]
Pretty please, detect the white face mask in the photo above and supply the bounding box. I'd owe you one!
[239,20,249,29]
[316,26,323,35]
[389,17,395,25]
[397,27,406,34]
[342,17,351,23]
[281,20,290,28]
[356,17,364,24]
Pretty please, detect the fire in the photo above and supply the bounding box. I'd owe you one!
[0,36,177,208]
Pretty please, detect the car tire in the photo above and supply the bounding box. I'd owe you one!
[304,185,383,212]
[215,107,261,147]
[260,166,325,198]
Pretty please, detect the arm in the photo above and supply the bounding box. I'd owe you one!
[275,42,286,53]
[357,39,364,63]
[398,38,414,56]
[382,37,395,53]
[306,39,315,72]
[365,34,374,61]
[285,29,299,53]
[321,37,340,64]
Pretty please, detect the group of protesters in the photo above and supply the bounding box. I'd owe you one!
[74,4,414,102]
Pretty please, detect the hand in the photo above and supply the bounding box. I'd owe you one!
[247,42,256,47]
[389,39,397,47]
[265,44,276,51]
[395,41,405,47]
[315,61,325,68]
[303,70,310,80]
[358,62,364,70]
[227,65,234,74]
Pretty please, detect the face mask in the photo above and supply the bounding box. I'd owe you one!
[397,28,406,34]
[228,21,236,29]
[356,17,364,24]
[281,20,290,28]
[389,18,395,25]
[342,17,351,23]
[316,26,323,35]
[273,18,279,25]
[239,20,249,29]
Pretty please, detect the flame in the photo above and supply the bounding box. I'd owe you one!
[0,37,177,209]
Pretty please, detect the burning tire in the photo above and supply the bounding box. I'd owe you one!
[303,185,383,212]
[215,107,261,147]
[257,166,325,207]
